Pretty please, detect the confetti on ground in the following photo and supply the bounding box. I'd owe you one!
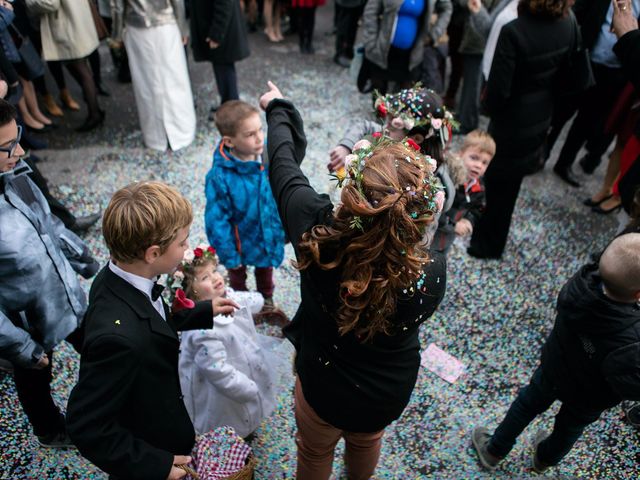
[1,6,638,479]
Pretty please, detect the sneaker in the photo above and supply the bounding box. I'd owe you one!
[531,430,551,474]
[623,401,640,429]
[471,426,503,470]
[37,430,75,449]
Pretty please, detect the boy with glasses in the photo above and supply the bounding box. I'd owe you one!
[0,99,98,447]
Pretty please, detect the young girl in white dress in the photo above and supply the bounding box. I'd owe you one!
[173,247,285,438]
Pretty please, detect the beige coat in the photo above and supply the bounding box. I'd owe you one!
[26,0,99,61]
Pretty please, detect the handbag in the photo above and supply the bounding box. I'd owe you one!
[9,25,45,80]
[557,11,595,98]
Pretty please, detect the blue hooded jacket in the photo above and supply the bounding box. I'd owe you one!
[204,142,284,269]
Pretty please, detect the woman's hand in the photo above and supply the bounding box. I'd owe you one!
[259,81,284,111]
[612,0,638,38]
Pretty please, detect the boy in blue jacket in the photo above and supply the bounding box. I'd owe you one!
[205,100,285,305]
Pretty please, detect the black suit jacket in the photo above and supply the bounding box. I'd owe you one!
[67,266,213,480]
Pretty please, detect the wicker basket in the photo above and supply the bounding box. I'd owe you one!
[222,455,256,480]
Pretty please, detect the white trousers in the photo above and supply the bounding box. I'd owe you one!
[124,23,196,151]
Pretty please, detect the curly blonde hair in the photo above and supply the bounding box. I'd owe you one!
[296,143,439,341]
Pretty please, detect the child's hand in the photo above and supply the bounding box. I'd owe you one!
[328,145,350,172]
[34,353,50,370]
[167,455,191,479]
[259,81,284,111]
[212,296,240,316]
[468,0,482,14]
[455,219,473,237]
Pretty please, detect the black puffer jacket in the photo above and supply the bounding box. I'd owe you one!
[541,264,640,410]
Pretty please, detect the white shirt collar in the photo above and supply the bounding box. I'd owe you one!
[108,261,166,321]
[109,260,156,298]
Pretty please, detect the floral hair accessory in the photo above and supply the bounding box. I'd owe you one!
[374,84,458,148]
[331,134,444,233]
[166,245,218,303]
[172,289,196,312]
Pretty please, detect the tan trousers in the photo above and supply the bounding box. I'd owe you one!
[294,378,384,480]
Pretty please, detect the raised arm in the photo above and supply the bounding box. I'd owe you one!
[260,83,334,249]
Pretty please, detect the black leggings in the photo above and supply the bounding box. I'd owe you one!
[65,58,100,118]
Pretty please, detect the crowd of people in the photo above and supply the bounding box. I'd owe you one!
[1,0,640,479]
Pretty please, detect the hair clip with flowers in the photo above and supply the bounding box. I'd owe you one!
[167,245,218,311]
[373,84,459,148]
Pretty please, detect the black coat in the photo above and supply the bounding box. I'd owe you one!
[573,0,613,51]
[266,99,447,432]
[483,11,573,175]
[614,30,640,214]
[433,179,486,253]
[541,264,640,410]
[66,266,214,480]
[189,0,250,64]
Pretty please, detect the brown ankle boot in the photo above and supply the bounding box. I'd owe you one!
[60,89,80,111]
[42,93,64,117]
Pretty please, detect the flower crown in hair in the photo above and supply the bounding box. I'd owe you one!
[332,134,443,232]
[166,245,218,309]
[374,84,458,147]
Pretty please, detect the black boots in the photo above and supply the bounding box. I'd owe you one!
[299,31,314,54]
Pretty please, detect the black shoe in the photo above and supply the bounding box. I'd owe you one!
[96,82,111,97]
[334,55,351,68]
[553,166,581,188]
[76,110,105,132]
[70,212,101,233]
[592,202,622,215]
[467,246,502,260]
[37,429,74,449]
[578,154,600,174]
[583,194,612,207]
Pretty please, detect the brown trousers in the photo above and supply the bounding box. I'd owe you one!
[294,378,384,479]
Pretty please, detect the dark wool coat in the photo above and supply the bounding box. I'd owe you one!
[483,11,573,175]
[66,267,214,480]
[540,263,640,410]
[188,0,249,64]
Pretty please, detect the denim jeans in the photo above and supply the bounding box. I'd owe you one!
[488,366,604,466]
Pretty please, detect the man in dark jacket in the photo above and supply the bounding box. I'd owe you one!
[189,0,250,119]
[472,233,640,474]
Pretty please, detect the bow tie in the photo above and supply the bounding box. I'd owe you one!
[151,282,165,301]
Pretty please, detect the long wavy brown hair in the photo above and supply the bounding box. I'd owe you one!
[296,143,439,341]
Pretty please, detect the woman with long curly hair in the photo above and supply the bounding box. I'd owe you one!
[260,82,447,479]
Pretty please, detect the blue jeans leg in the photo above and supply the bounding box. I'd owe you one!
[488,367,556,458]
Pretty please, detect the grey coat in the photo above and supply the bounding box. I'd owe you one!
[362,0,453,71]
[0,161,97,367]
